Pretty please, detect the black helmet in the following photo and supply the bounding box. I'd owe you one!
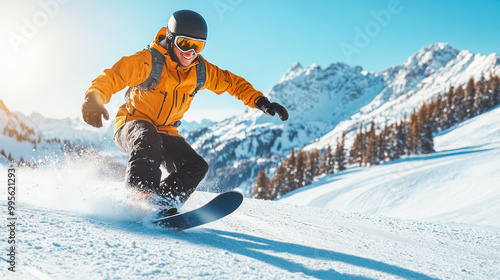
[167,10,208,40]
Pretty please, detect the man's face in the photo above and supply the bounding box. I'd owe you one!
[173,46,197,67]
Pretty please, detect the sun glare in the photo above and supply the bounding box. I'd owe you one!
[0,0,74,116]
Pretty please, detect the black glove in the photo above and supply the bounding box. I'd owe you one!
[255,97,289,121]
[81,92,109,128]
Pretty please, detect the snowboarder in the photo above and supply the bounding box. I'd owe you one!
[81,10,288,213]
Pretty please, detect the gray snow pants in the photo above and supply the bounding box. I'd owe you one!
[114,120,208,206]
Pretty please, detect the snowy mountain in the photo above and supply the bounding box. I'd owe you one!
[0,99,121,166]
[188,43,500,192]
[0,99,213,165]
[0,105,498,278]
[306,43,500,151]
[0,99,56,163]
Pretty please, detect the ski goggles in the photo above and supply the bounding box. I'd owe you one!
[174,35,206,54]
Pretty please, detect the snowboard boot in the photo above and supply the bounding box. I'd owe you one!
[132,192,178,217]
[156,207,179,218]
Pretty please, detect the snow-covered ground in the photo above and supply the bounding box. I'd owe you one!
[281,106,500,230]
[2,193,499,280]
[1,109,499,279]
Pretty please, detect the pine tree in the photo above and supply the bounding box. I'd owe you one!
[491,74,500,106]
[335,132,347,171]
[364,121,378,166]
[271,165,286,199]
[294,150,308,190]
[378,124,392,162]
[482,77,492,110]
[305,150,320,185]
[408,112,420,154]
[464,77,476,119]
[283,149,297,194]
[349,124,365,166]
[393,120,408,158]
[453,85,466,123]
[384,124,398,161]
[253,170,272,199]
[432,94,444,130]
[18,157,25,167]
[443,85,455,129]
[473,75,488,115]
[418,103,434,154]
[486,73,497,109]
[426,98,438,133]
[322,145,335,174]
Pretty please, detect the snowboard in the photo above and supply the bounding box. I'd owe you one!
[153,190,243,230]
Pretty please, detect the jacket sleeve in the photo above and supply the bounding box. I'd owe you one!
[85,50,152,104]
[202,58,264,108]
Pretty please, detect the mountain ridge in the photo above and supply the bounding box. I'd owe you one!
[305,43,500,152]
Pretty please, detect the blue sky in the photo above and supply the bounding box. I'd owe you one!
[1,0,499,121]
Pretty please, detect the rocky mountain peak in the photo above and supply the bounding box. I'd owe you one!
[403,42,460,74]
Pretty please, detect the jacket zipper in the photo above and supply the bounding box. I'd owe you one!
[157,91,168,119]
[177,94,186,113]
[156,59,168,120]
[162,67,182,126]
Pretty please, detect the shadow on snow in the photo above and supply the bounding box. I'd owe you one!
[163,228,438,280]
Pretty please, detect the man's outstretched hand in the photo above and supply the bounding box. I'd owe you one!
[256,97,289,121]
[81,91,109,128]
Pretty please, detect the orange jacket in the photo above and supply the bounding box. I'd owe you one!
[85,27,264,138]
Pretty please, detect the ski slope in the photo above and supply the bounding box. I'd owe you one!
[1,109,499,279]
[281,106,500,229]
[1,188,499,279]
